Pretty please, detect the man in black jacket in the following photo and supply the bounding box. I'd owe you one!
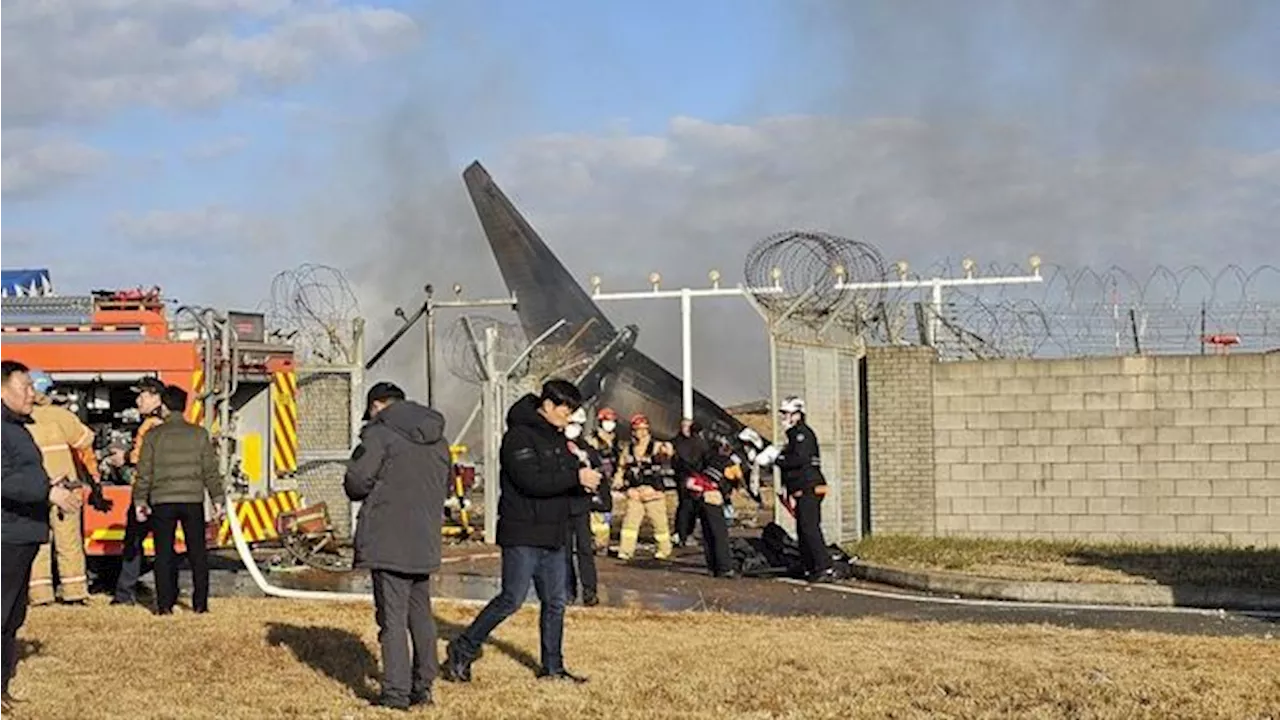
[443,380,600,684]
[2,361,81,711]
[344,382,450,710]
[671,418,711,547]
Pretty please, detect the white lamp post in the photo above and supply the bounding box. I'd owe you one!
[587,269,785,419]
[833,255,1044,346]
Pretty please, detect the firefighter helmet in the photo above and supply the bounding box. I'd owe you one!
[597,407,618,422]
[629,413,650,428]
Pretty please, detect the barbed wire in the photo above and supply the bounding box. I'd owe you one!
[876,260,1280,358]
[261,264,362,365]
[442,314,529,384]
[743,230,887,321]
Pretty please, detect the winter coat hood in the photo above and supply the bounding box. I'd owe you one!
[372,400,445,445]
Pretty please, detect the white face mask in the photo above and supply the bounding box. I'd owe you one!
[601,420,616,433]
[565,423,582,440]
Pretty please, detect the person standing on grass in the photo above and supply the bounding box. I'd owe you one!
[134,384,225,615]
[443,379,601,685]
[344,381,451,711]
[2,360,83,712]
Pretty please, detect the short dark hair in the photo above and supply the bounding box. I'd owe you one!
[540,379,582,410]
[161,384,188,413]
[1,360,30,383]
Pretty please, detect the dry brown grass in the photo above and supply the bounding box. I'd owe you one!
[847,535,1280,590]
[9,597,1279,719]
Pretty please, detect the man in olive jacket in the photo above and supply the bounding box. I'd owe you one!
[344,382,450,711]
[134,385,224,615]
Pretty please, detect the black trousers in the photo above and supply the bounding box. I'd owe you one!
[565,513,597,597]
[674,483,698,543]
[2,542,40,695]
[152,503,209,612]
[793,488,832,575]
[114,503,152,602]
[696,498,733,575]
[372,569,436,704]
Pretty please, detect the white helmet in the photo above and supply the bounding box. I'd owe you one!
[779,396,805,415]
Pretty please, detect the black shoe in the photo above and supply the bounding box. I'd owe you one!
[582,589,599,607]
[374,696,411,711]
[110,598,136,606]
[410,688,434,707]
[441,642,473,683]
[716,569,739,579]
[536,668,588,684]
[808,568,837,584]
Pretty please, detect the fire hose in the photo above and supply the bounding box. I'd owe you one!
[223,495,488,606]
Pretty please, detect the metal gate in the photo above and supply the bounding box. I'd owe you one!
[767,327,865,545]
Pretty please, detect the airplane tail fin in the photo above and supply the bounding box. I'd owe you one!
[463,161,615,356]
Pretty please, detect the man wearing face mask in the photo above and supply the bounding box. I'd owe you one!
[584,408,620,552]
[563,409,601,606]
[443,380,599,685]
[755,397,834,583]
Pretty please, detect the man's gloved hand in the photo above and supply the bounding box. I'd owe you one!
[87,481,114,513]
[737,428,764,450]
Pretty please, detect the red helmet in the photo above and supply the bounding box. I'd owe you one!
[597,407,618,422]
[629,413,650,428]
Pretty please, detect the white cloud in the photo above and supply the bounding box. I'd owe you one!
[0,0,422,197]
[1,134,109,198]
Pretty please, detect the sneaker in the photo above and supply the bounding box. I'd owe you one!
[409,688,434,707]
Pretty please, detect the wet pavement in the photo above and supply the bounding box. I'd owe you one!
[165,546,1280,639]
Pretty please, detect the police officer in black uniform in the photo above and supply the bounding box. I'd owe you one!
[757,397,835,583]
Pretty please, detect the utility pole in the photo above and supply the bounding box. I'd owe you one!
[587,269,784,419]
[832,256,1044,347]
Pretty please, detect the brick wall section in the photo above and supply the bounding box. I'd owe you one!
[866,346,937,535]
[295,369,357,539]
[931,352,1280,546]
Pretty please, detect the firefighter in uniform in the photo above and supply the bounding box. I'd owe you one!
[584,408,621,551]
[616,414,673,561]
[685,439,739,577]
[26,371,102,606]
[113,377,168,605]
[756,397,835,583]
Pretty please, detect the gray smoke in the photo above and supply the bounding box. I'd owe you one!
[298,0,1277,419]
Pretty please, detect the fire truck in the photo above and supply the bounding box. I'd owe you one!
[0,268,306,559]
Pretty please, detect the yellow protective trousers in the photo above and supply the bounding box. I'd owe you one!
[589,511,611,550]
[29,504,88,605]
[618,493,672,560]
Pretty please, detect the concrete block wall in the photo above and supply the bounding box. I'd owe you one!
[931,352,1280,546]
[865,346,937,535]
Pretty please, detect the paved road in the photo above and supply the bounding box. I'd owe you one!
[175,548,1280,639]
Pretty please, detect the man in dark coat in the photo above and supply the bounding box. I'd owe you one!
[344,381,450,710]
[671,418,711,547]
[2,360,81,711]
[443,379,600,684]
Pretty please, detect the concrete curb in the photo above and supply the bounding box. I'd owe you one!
[852,562,1280,611]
